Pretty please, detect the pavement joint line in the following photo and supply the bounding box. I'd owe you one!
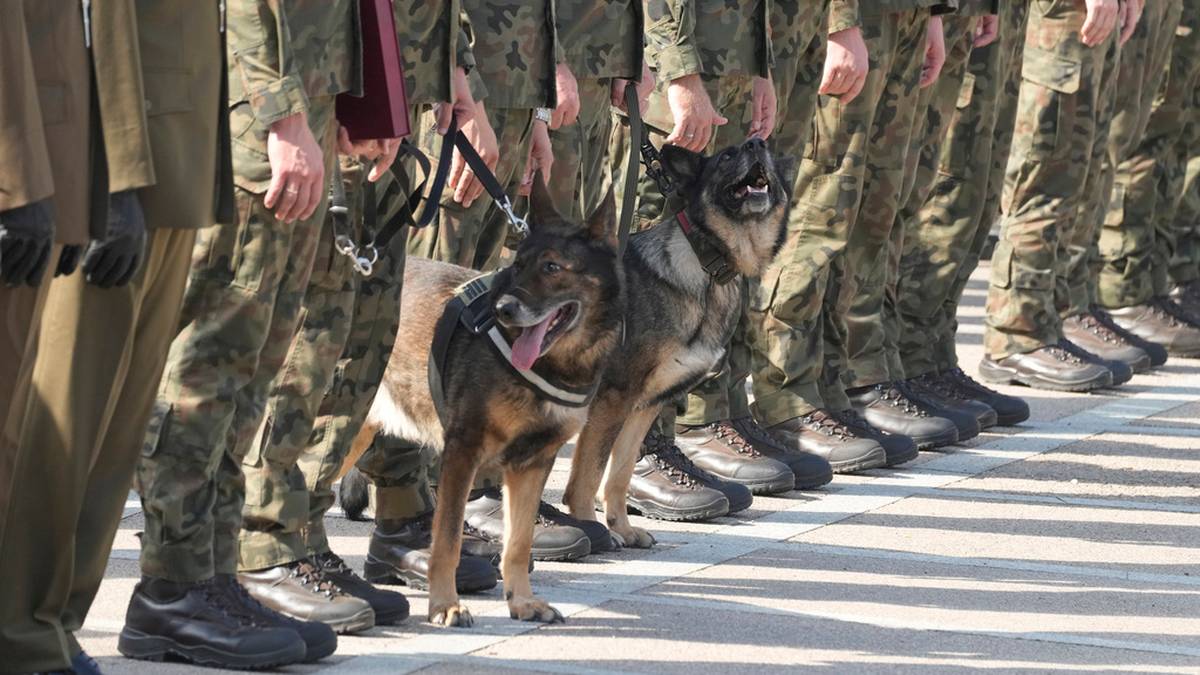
[762,542,1200,588]
[579,588,1200,660]
[908,486,1200,515]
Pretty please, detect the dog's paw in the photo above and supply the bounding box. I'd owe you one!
[508,596,565,624]
[429,603,474,628]
[612,525,656,549]
[608,532,625,551]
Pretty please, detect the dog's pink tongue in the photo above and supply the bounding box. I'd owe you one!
[510,315,553,371]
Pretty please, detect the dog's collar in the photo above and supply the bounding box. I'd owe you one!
[675,211,737,285]
[428,272,599,427]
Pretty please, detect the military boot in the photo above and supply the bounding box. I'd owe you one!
[904,373,998,433]
[1057,338,1132,386]
[312,551,410,625]
[1169,281,1200,320]
[676,421,796,495]
[728,416,833,489]
[829,408,919,467]
[1063,312,1152,373]
[625,431,732,521]
[940,368,1030,426]
[766,411,887,474]
[118,577,307,669]
[363,514,499,593]
[847,384,960,450]
[539,500,620,553]
[238,559,375,634]
[1106,298,1200,357]
[979,344,1113,392]
[213,573,338,662]
[1090,306,1168,367]
[464,488,592,561]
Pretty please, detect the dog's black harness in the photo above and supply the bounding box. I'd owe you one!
[428,273,600,425]
[675,211,738,285]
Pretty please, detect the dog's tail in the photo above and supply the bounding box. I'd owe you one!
[338,467,372,522]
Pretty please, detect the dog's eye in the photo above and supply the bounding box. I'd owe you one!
[542,261,562,274]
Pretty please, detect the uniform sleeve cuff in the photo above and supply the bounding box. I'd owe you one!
[248,75,310,127]
[828,0,861,33]
[652,46,705,84]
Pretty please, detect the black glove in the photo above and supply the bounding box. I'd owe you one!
[56,245,83,277]
[83,190,146,288]
[0,199,55,287]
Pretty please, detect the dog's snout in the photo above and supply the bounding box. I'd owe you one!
[744,137,767,152]
[495,297,521,324]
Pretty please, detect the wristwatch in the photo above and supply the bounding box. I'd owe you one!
[534,107,552,125]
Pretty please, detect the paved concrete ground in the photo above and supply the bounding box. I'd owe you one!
[79,264,1200,673]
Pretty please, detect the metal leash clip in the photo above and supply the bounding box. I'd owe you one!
[354,244,379,277]
[498,196,530,240]
[640,138,674,196]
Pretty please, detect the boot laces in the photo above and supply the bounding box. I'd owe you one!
[709,421,762,456]
[1079,313,1123,344]
[1151,298,1187,327]
[535,501,570,527]
[913,373,967,402]
[1045,345,1085,364]
[316,550,361,581]
[201,578,260,627]
[882,384,927,417]
[644,432,703,488]
[801,411,851,440]
[289,560,343,599]
[948,368,999,397]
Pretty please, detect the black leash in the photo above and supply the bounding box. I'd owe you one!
[619,82,642,255]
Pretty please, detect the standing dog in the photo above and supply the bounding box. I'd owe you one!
[562,137,793,549]
[345,180,624,627]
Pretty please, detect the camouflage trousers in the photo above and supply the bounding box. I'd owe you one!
[868,13,977,385]
[135,101,337,582]
[1066,0,1181,317]
[984,1,1120,360]
[897,1,1030,377]
[1172,152,1200,288]
[752,9,930,424]
[627,73,757,430]
[548,78,617,223]
[747,7,830,423]
[1097,0,1200,306]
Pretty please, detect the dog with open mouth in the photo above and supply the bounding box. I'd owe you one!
[562,136,794,549]
[340,176,625,627]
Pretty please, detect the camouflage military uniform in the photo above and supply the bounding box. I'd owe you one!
[1097,0,1200,306]
[751,1,954,426]
[547,0,643,223]
[1063,0,1182,319]
[983,0,1120,361]
[872,10,980,385]
[135,0,358,583]
[897,1,1030,377]
[237,1,473,568]
[407,0,557,269]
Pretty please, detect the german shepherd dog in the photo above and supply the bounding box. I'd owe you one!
[340,138,791,627]
[342,179,625,627]
[561,137,793,549]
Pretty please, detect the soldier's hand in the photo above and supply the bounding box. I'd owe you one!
[0,199,55,287]
[265,112,326,223]
[551,64,581,129]
[338,128,401,183]
[83,190,146,289]
[921,16,946,88]
[974,15,999,48]
[821,27,869,104]
[749,75,777,140]
[1082,0,1119,46]
[612,62,656,113]
[434,66,477,135]
[1119,0,1143,46]
[450,101,500,208]
[666,74,727,152]
[520,119,553,197]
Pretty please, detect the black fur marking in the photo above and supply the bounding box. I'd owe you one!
[502,426,566,467]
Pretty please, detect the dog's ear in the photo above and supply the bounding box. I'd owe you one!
[775,155,798,193]
[584,188,618,248]
[659,144,704,190]
[528,169,564,230]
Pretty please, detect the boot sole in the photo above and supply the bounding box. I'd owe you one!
[627,495,730,522]
[362,556,497,594]
[323,606,377,635]
[118,628,306,670]
[979,360,1114,393]
[531,535,592,562]
[721,473,796,496]
[976,407,1000,431]
[911,426,961,451]
[995,409,1031,426]
[884,443,920,467]
[792,466,835,490]
[300,630,339,661]
[827,446,888,474]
